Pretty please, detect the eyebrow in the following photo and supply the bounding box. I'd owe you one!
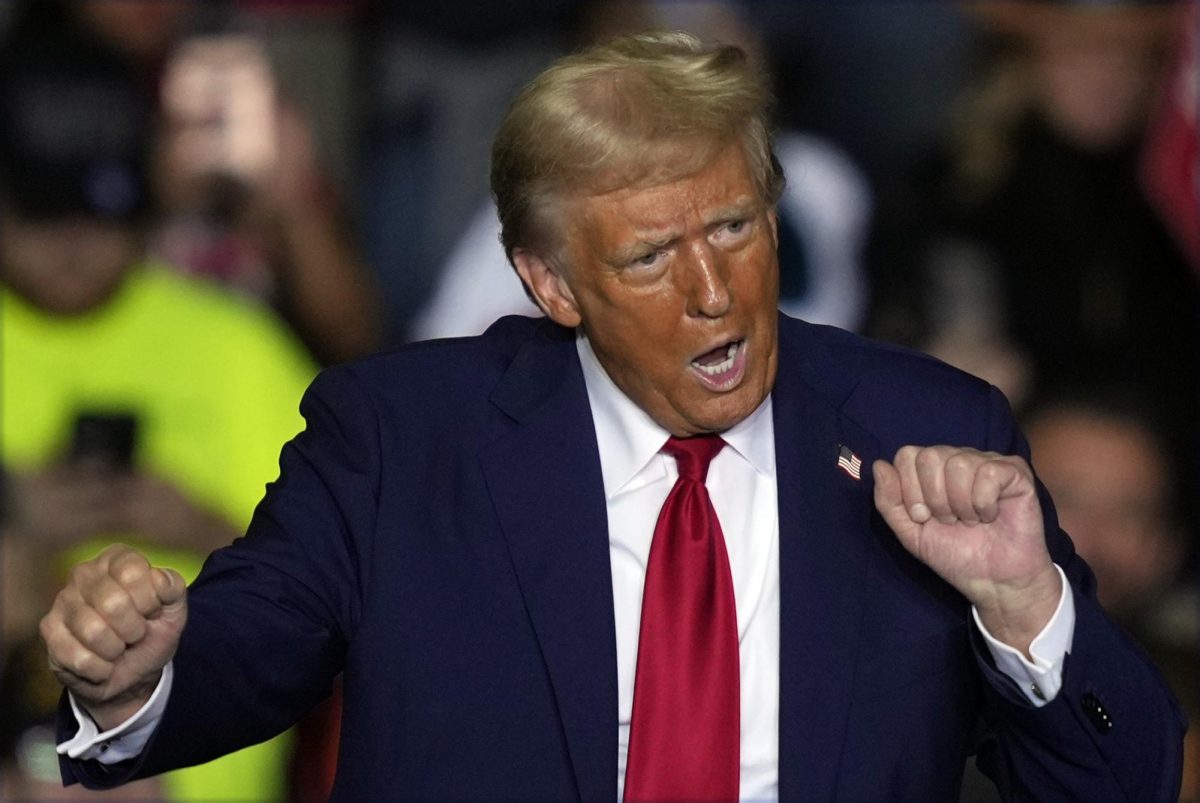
[607,196,762,266]
[704,196,759,224]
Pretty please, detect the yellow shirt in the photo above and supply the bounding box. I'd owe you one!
[3,263,317,801]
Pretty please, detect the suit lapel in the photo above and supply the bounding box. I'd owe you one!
[773,322,880,800]
[478,317,886,800]
[480,324,618,802]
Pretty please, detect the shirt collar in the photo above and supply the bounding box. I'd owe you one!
[576,334,776,500]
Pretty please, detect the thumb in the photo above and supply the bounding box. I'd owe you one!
[872,460,918,547]
[151,567,187,610]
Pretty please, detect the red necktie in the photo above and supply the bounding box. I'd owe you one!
[625,435,739,802]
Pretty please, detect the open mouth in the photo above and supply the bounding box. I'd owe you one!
[690,339,747,390]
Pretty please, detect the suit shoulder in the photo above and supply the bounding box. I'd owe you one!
[783,316,988,395]
[779,316,1008,447]
[308,315,552,409]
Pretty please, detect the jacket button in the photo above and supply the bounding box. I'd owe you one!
[1081,692,1113,733]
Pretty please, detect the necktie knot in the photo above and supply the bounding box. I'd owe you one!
[663,434,725,483]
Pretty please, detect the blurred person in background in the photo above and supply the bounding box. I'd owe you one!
[867,0,1198,455]
[63,0,383,365]
[1140,0,1199,276]
[151,21,384,366]
[354,0,585,343]
[0,9,315,799]
[1025,390,1189,631]
[1023,386,1199,800]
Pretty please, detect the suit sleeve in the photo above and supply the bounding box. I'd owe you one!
[972,385,1187,802]
[60,366,379,786]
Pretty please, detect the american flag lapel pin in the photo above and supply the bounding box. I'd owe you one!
[836,444,863,480]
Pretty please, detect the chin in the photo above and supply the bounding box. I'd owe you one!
[690,394,763,435]
[28,284,120,317]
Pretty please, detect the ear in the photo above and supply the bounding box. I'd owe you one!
[512,248,582,328]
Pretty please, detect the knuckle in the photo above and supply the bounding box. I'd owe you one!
[104,542,133,559]
[914,448,942,472]
[80,617,112,648]
[38,613,58,645]
[113,559,150,588]
[67,563,91,587]
[63,605,88,634]
[978,461,1004,483]
[64,646,90,675]
[945,453,973,474]
[96,590,131,620]
[71,650,103,680]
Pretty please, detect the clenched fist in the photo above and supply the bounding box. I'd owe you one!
[40,545,188,730]
[872,445,1062,656]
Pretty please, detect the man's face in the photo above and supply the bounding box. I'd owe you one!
[1,213,138,315]
[517,143,780,436]
[1027,411,1178,617]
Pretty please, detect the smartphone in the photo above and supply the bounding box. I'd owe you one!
[68,412,138,470]
[160,34,278,183]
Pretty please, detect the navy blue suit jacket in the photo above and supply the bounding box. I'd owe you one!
[63,314,1184,800]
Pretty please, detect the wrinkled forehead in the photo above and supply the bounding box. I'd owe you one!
[558,136,752,220]
[577,135,729,198]
[559,142,764,258]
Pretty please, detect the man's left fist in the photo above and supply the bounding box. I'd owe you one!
[873,445,1061,654]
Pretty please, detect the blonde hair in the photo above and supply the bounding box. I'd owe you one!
[491,30,783,265]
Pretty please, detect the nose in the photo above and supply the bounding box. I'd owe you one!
[682,241,731,318]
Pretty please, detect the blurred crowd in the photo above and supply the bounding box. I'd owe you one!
[0,0,1195,800]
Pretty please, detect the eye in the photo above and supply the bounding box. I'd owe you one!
[631,250,665,269]
[712,218,752,246]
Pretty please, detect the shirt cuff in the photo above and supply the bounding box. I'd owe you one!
[973,564,1074,707]
[57,661,173,763]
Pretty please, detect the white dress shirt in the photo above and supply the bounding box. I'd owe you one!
[63,333,1077,802]
[574,335,1074,801]
[577,336,782,801]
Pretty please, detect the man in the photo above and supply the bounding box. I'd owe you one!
[43,32,1184,800]
[0,11,314,800]
[1020,388,1198,798]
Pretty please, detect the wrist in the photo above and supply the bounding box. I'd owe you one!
[974,565,1063,658]
[80,672,162,732]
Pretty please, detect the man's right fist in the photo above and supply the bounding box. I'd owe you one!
[39,544,188,730]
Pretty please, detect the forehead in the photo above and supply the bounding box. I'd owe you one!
[567,144,759,244]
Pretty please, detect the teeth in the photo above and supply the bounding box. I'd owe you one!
[692,341,740,376]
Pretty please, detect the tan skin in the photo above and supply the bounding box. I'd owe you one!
[513,143,782,437]
[1,214,138,316]
[42,141,1060,732]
